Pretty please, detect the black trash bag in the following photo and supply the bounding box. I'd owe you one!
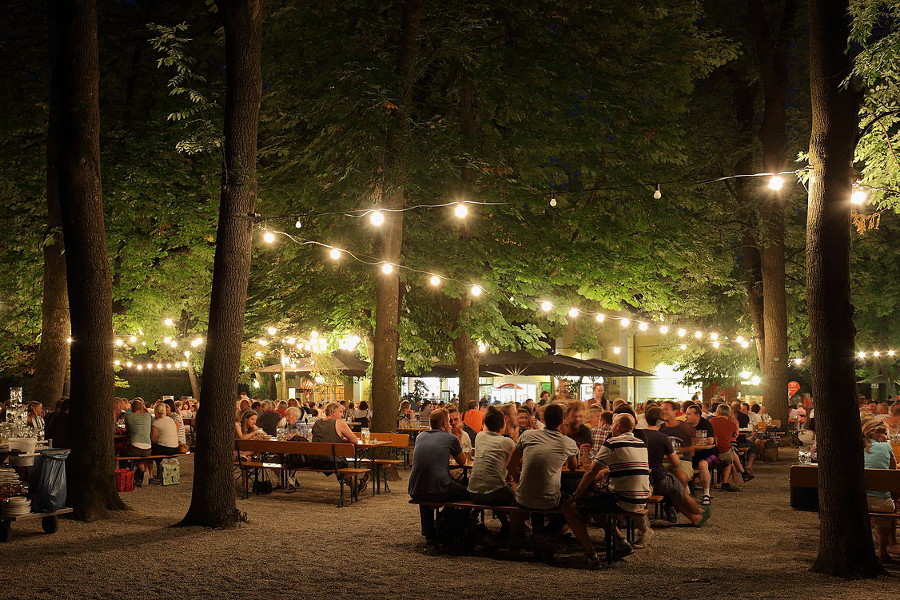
[29,449,69,512]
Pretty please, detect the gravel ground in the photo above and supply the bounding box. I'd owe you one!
[1,448,896,600]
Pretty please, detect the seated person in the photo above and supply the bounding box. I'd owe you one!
[279,406,305,436]
[125,399,153,486]
[150,403,181,456]
[684,405,717,505]
[560,401,593,447]
[256,401,282,436]
[591,409,613,453]
[468,408,516,506]
[311,402,367,492]
[640,407,710,529]
[408,409,469,544]
[507,404,601,567]
[235,409,262,440]
[568,413,651,560]
[862,420,900,561]
[709,404,748,491]
[447,406,473,455]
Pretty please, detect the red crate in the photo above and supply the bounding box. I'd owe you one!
[115,469,135,492]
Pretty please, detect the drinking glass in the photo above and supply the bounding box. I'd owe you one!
[798,446,811,465]
[361,428,370,444]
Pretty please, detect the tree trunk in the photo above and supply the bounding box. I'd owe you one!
[52,0,124,521]
[748,0,797,427]
[451,298,480,408]
[187,361,201,400]
[806,0,883,578]
[369,0,424,436]
[33,21,71,410]
[180,0,262,529]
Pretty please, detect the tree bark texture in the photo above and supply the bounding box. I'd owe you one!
[370,0,424,435]
[33,19,71,409]
[452,298,480,408]
[187,361,201,400]
[748,0,797,427]
[52,0,124,520]
[806,0,883,579]
[181,0,262,529]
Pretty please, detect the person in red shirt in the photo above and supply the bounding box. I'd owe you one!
[708,404,749,491]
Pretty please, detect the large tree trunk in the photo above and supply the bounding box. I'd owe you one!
[186,361,201,400]
[748,0,797,427]
[33,22,71,410]
[806,0,882,578]
[451,299,480,408]
[52,0,124,521]
[180,0,262,528]
[369,0,424,435]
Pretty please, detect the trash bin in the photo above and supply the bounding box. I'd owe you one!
[28,449,69,512]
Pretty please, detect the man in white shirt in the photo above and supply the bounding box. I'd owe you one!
[448,406,473,455]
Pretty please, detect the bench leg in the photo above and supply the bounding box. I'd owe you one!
[1,520,11,543]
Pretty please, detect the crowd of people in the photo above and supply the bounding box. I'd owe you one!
[407,385,785,567]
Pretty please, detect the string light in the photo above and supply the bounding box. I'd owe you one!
[66,337,73,344]
[329,248,342,260]
[258,339,269,346]
[541,301,553,312]
[163,337,172,344]
[653,184,661,200]
[638,322,648,331]
[889,350,897,357]
[793,358,803,365]
[115,339,123,347]
[191,337,203,347]
[478,342,487,353]
[429,275,441,287]
[454,202,469,218]
[183,350,191,357]
[470,284,483,297]
[694,331,703,339]
[262,231,276,244]
[369,210,385,226]
[735,336,745,344]
[381,262,395,274]
[266,327,278,336]
[711,340,720,349]
[114,360,121,366]
[549,195,557,207]
[137,364,143,371]
[129,335,137,343]
[595,314,606,323]
[768,175,784,191]
[679,344,687,350]
[659,325,669,334]
[677,328,686,337]
[858,351,866,358]
[620,318,631,328]
[163,318,174,327]
[126,361,133,367]
[295,218,302,229]
[254,351,263,358]
[568,307,580,318]
[851,189,868,205]
[611,346,621,355]
[709,332,719,341]
[168,340,177,348]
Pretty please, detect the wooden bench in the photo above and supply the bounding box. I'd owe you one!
[789,465,900,521]
[369,433,411,492]
[410,498,647,565]
[0,507,74,543]
[235,439,369,507]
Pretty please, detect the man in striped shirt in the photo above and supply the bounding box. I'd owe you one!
[568,413,651,559]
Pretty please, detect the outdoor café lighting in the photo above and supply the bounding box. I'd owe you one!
[191,337,203,347]
[620,318,631,328]
[712,340,720,349]
[659,325,669,334]
[137,364,143,371]
[429,275,441,287]
[858,351,866,359]
[540,301,553,312]
[129,335,137,343]
[262,231,276,244]
[638,321,648,331]
[115,339,123,347]
[709,332,719,341]
[183,350,191,357]
[694,330,703,339]
[254,351,263,358]
[478,342,487,353]
[258,339,269,346]
[568,307,580,318]
[740,370,752,380]
[266,326,277,336]
[549,195,557,207]
[169,340,177,348]
[611,346,622,355]
[889,350,896,357]
[677,328,686,337]
[653,184,662,200]
[735,335,745,344]
[380,262,395,274]
[470,284,483,297]
[679,344,687,350]
[329,248,342,260]
[295,218,302,229]
[740,340,750,349]
[369,210,385,226]
[164,337,172,344]
[156,363,163,369]
[851,189,868,205]
[595,313,605,323]
[750,375,761,385]
[793,358,804,365]
[114,360,121,366]
[66,337,73,343]
[126,361,133,367]
[768,175,784,191]
[454,202,469,218]
[163,318,174,327]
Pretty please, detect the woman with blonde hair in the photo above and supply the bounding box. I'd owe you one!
[862,420,900,561]
[150,403,180,457]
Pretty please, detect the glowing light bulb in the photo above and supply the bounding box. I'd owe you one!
[549,196,557,207]
[478,343,487,353]
[369,210,385,226]
[653,185,661,200]
[679,344,687,350]
[595,313,606,323]
[169,341,177,348]
[568,307,580,318]
[380,262,394,274]
[740,371,751,380]
[872,351,880,358]
[183,350,191,357]
[750,375,761,385]
[740,340,750,349]
[694,331,703,339]
[429,275,441,286]
[254,351,263,358]
[129,335,137,343]
[258,339,269,346]
[470,284,483,297]
[191,337,203,347]
[125,361,133,368]
[295,218,302,229]
[114,360,121,366]
[857,351,866,358]
[793,358,803,365]
[137,364,143,371]
[709,332,719,341]
[163,337,172,344]
[66,337,73,344]
[115,339,123,347]
[540,301,553,312]
[156,363,163,369]
[166,363,173,369]
[266,326,277,336]
[262,231,276,244]
[163,318,174,327]
[768,175,784,191]
[851,190,867,205]
[712,341,720,349]
[638,322,648,331]
[677,328,686,337]
[620,318,631,328]
[735,336,745,344]
[888,350,896,357]
[659,325,669,334]
[329,248,342,260]
[454,202,469,218]
[611,346,621,355]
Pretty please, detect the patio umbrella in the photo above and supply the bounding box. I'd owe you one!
[581,358,652,377]
[433,350,604,377]
[258,349,369,377]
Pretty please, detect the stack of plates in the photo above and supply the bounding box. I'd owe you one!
[0,497,31,517]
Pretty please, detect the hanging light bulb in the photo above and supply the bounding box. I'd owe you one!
[454,202,469,218]
[163,318,174,327]
[768,175,784,191]
[694,331,703,339]
[549,195,557,207]
[677,328,686,337]
[183,350,191,358]
[709,332,719,341]
[659,325,669,334]
[262,231,276,244]
[191,337,203,347]
[477,342,487,353]
[369,210,385,226]
[850,189,868,205]
[541,301,553,312]
[295,218,302,229]
[169,340,177,348]
[857,351,866,359]
[712,340,720,349]
[66,337,73,344]
[872,351,880,358]
[888,350,896,357]
[258,339,269,346]
[266,326,277,336]
[429,275,441,286]
[254,351,263,358]
[470,284,483,297]
[750,375,761,385]
[678,344,687,350]
[380,262,394,274]
[129,335,138,343]
[115,339,123,347]
[137,364,143,371]
[114,360,121,366]
[329,248,342,260]
[638,322,648,331]
[126,361,133,368]
[568,307,580,318]
[735,336,745,344]
[611,346,621,355]
[620,318,630,328]
[653,184,661,200]
[740,340,750,349]
[163,337,172,344]
[595,313,606,323]
[793,358,804,365]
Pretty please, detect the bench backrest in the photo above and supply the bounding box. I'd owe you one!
[790,465,900,511]
[236,439,355,458]
[376,432,411,448]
